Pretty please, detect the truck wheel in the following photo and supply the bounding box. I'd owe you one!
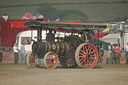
[44,52,58,69]
[75,43,98,69]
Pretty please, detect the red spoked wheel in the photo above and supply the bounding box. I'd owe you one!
[75,43,98,69]
[26,52,36,68]
[44,52,59,69]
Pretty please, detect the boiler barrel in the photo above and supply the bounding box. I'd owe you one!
[41,42,69,55]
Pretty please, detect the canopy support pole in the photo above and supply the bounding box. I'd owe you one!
[37,27,42,42]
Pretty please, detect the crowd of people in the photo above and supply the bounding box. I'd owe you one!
[107,42,128,64]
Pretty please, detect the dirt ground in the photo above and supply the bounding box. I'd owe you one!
[0,64,128,85]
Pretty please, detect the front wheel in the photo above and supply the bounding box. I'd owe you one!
[44,52,59,69]
[26,52,36,68]
[75,43,98,69]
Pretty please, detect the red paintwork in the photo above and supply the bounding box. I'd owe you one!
[0,19,36,47]
[94,33,106,38]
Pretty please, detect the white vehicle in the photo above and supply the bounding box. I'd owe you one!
[16,30,46,52]
[16,30,71,52]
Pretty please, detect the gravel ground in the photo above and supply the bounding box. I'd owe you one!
[0,64,128,85]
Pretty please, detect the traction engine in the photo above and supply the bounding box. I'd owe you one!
[25,21,105,69]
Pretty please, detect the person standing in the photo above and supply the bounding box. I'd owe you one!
[114,44,121,64]
[13,43,19,64]
[126,42,128,64]
[0,45,3,62]
[20,42,26,64]
[107,43,115,64]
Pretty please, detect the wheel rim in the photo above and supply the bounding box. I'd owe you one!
[26,52,36,68]
[44,52,58,69]
[75,43,98,69]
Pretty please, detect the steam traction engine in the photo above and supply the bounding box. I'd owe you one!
[24,21,106,69]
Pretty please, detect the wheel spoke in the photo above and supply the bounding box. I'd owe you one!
[89,46,93,52]
[90,54,96,59]
[90,54,95,57]
[87,59,92,65]
[85,46,88,53]
[89,58,93,64]
[81,58,86,64]
[82,46,86,52]
[79,52,85,56]
[90,56,96,60]
[53,58,57,61]
[79,55,86,58]
[89,50,96,55]
[80,57,84,62]
[90,57,96,63]
[50,61,53,67]
[87,45,90,53]
[80,50,87,55]
[47,59,51,64]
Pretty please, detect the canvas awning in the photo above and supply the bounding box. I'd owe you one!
[24,21,107,30]
[99,33,120,44]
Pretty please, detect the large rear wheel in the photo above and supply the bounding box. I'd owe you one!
[75,43,98,69]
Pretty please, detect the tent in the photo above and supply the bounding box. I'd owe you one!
[99,33,120,44]
[33,13,44,19]
[20,13,33,20]
[99,33,120,50]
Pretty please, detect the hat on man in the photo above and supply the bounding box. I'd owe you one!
[110,43,113,44]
